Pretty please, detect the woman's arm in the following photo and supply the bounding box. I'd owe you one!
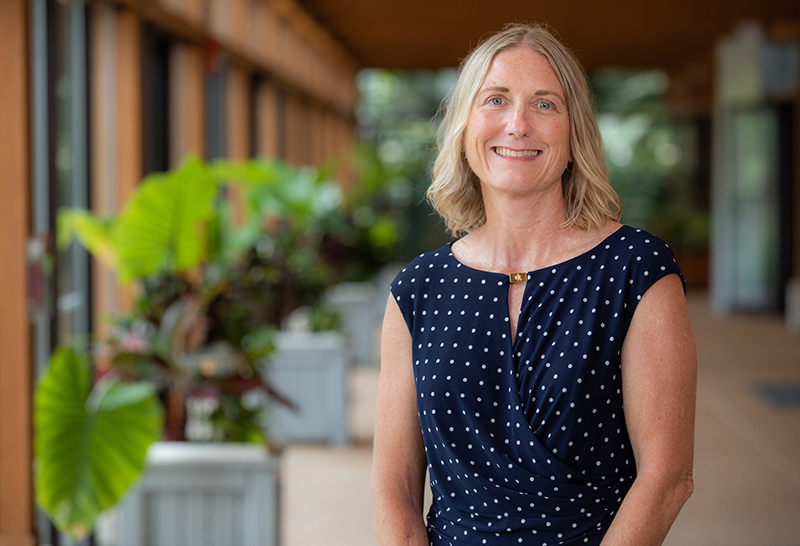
[372,295,429,546]
[600,273,697,546]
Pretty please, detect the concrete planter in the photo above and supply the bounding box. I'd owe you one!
[103,442,279,546]
[265,331,351,445]
[324,282,378,366]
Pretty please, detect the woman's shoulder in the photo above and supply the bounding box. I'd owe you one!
[597,224,676,255]
[390,243,453,291]
[620,225,679,258]
[604,224,685,291]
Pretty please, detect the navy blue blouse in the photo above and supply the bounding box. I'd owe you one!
[389,226,684,546]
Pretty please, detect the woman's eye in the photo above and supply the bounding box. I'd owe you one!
[536,101,552,110]
[489,97,503,106]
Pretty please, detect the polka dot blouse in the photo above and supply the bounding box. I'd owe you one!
[389,226,684,546]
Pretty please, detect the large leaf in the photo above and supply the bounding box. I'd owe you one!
[111,157,217,281]
[57,210,116,268]
[35,348,163,540]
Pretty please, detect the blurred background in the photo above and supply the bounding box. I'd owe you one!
[1,0,799,545]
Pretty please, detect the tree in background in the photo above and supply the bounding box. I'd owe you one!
[591,69,710,253]
[356,69,456,259]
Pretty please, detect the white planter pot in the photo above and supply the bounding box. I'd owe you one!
[324,282,378,366]
[108,442,279,546]
[265,331,351,445]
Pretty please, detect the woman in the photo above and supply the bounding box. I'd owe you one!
[372,23,696,546]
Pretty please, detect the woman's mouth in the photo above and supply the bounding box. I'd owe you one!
[492,147,542,158]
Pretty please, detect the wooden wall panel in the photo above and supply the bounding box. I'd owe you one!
[117,8,143,205]
[0,0,34,544]
[91,3,122,333]
[227,65,251,160]
[257,82,279,158]
[207,0,232,45]
[185,0,205,24]
[170,43,205,164]
[230,0,248,53]
[311,105,325,165]
[116,8,143,309]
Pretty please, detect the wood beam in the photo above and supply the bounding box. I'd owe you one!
[0,0,35,543]
[104,0,357,119]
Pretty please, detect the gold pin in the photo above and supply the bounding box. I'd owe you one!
[509,272,527,283]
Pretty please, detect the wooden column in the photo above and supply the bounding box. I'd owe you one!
[227,65,250,160]
[117,8,143,205]
[284,93,298,164]
[257,81,279,158]
[0,0,34,544]
[170,42,205,164]
[226,65,250,225]
[310,104,324,166]
[116,8,143,309]
[90,3,122,332]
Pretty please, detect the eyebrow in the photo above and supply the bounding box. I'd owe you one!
[477,86,565,103]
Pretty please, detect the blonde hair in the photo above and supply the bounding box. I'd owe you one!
[427,23,621,237]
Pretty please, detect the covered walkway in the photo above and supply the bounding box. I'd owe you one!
[281,293,800,546]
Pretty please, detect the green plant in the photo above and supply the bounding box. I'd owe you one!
[58,157,217,282]
[39,153,400,539]
[319,144,411,281]
[35,348,162,541]
[57,156,343,442]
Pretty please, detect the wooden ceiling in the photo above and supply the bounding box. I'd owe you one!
[296,0,799,70]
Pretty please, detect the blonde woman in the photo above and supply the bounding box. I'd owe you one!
[372,23,696,546]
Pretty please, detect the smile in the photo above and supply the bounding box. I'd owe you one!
[492,147,541,158]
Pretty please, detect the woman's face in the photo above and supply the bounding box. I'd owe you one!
[463,45,571,198]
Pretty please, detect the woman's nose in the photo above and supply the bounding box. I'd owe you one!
[505,105,531,137]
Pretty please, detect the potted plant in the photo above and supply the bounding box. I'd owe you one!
[316,144,411,365]
[34,347,163,542]
[36,156,345,544]
[265,316,352,446]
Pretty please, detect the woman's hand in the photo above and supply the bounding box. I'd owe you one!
[601,273,697,545]
[372,295,429,546]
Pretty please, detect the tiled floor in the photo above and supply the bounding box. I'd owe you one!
[281,294,800,546]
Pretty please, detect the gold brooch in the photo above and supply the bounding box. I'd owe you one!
[509,272,527,283]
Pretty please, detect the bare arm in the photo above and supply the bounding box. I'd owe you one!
[372,295,429,546]
[600,274,697,545]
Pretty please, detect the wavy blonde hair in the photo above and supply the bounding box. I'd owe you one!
[427,23,621,237]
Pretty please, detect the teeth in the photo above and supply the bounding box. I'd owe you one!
[494,147,541,158]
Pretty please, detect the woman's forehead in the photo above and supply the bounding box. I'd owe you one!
[476,46,565,99]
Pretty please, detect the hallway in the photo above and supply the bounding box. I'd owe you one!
[280,294,800,546]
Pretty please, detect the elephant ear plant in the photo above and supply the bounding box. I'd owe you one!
[35,348,162,541]
[37,156,344,539]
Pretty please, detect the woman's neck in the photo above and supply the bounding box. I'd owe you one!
[458,186,575,273]
[453,185,618,275]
